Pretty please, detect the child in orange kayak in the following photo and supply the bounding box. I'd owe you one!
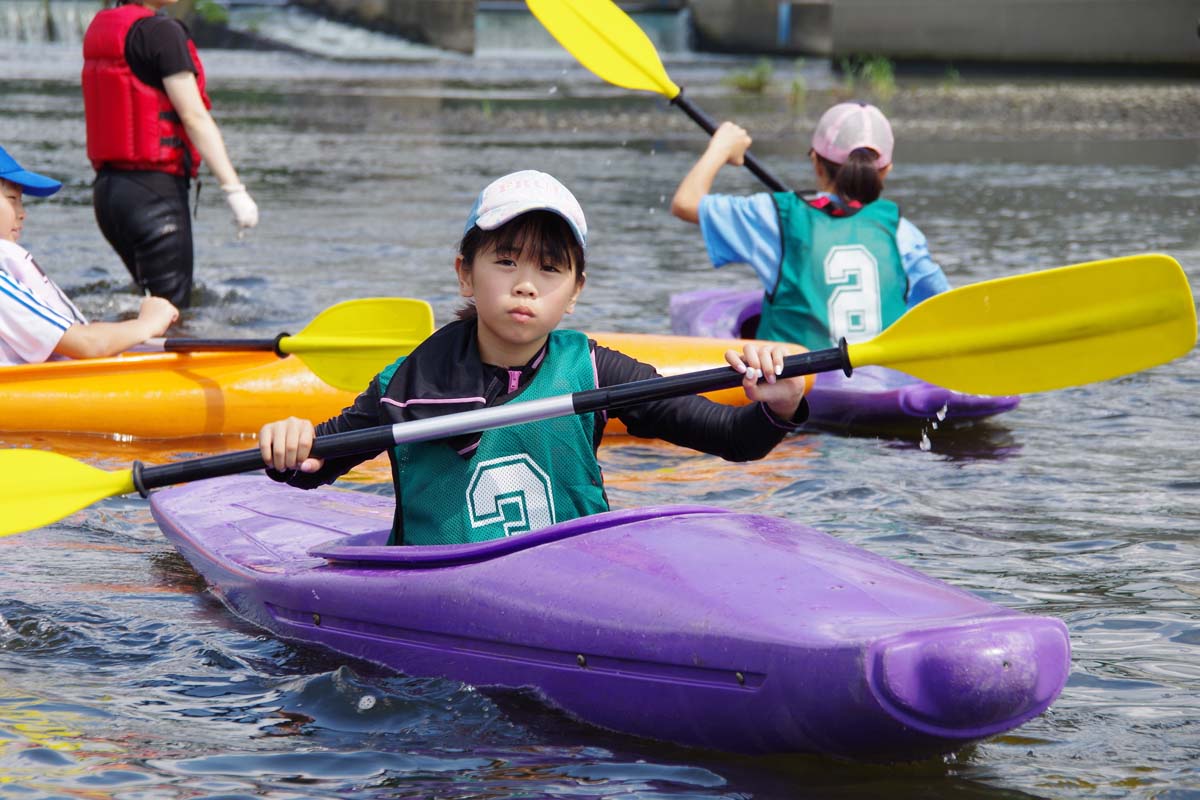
[0,145,178,366]
[260,170,809,545]
[671,102,950,351]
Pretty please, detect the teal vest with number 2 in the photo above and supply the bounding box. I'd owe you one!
[757,193,908,350]
[384,329,608,546]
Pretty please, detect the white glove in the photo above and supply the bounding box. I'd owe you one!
[222,183,259,229]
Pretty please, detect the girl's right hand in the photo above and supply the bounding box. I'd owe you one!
[709,121,752,166]
[259,417,323,473]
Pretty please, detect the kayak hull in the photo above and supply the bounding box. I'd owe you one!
[152,475,1069,760]
[669,289,1020,433]
[0,332,750,439]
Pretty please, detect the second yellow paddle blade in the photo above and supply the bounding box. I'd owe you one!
[849,253,1197,395]
[280,297,435,392]
[527,0,680,98]
[0,450,135,537]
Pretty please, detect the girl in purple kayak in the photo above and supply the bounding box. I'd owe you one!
[670,102,950,351]
[259,170,809,546]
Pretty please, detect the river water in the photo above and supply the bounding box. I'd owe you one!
[2,16,1200,799]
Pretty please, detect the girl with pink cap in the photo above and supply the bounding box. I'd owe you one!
[671,102,949,351]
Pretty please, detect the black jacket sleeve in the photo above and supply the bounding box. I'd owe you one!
[594,344,807,462]
[268,375,390,489]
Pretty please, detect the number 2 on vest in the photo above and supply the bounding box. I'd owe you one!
[824,245,883,344]
[467,454,556,537]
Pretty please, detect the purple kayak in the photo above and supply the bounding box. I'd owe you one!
[669,288,1020,433]
[152,475,1068,761]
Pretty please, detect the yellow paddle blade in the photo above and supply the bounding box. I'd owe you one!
[0,450,134,537]
[279,297,435,392]
[527,0,680,98]
[849,253,1197,395]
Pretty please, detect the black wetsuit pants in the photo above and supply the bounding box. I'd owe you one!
[93,168,194,308]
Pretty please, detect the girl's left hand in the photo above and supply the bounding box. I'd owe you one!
[726,343,807,421]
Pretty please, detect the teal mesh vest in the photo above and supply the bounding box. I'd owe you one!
[383,329,608,545]
[758,193,908,350]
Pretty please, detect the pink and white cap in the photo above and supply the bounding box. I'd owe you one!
[810,102,894,168]
[464,170,588,251]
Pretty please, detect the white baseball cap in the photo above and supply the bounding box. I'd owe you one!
[810,102,894,168]
[464,170,587,251]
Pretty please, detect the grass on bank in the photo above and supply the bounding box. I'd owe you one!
[724,55,902,103]
[196,0,230,24]
[723,58,774,93]
[839,55,896,100]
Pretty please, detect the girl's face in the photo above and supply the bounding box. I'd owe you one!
[457,239,584,366]
[0,179,25,243]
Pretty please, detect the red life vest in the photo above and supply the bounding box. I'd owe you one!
[81,4,211,177]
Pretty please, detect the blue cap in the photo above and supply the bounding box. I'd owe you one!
[0,145,62,197]
[464,170,587,251]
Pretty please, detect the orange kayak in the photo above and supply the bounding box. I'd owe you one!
[0,332,771,439]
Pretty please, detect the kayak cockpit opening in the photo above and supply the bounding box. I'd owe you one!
[307,504,728,568]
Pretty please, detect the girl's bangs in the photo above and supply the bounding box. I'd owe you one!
[489,212,578,271]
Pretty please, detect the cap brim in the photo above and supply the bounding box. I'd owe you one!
[2,169,62,198]
[475,202,587,250]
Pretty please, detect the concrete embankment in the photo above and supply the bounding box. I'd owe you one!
[831,0,1198,67]
[689,0,1198,68]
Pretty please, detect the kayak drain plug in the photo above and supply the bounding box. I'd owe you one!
[736,672,746,686]
[577,654,587,667]
[312,613,321,626]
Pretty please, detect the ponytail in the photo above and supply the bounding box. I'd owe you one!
[816,148,884,206]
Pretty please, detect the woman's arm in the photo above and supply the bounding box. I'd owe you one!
[163,71,258,228]
[163,71,238,186]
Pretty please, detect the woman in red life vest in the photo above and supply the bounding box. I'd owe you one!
[82,0,258,308]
